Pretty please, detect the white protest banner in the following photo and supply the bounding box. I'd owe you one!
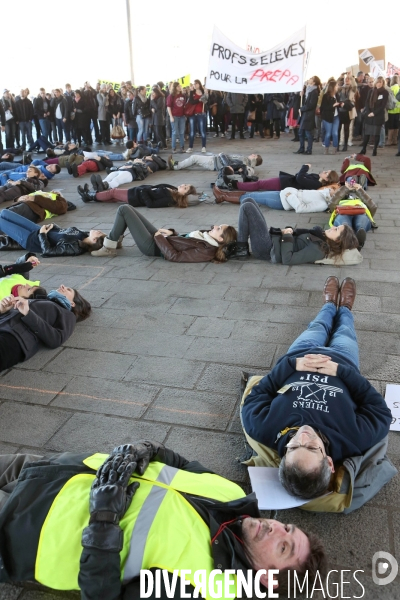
[206,26,306,93]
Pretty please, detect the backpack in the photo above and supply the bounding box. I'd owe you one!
[386,88,397,110]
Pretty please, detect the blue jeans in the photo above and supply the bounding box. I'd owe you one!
[136,116,150,142]
[189,113,207,148]
[322,116,339,149]
[19,122,34,147]
[299,128,313,152]
[127,126,137,142]
[0,209,39,248]
[333,213,372,232]
[94,150,125,161]
[287,303,359,369]
[171,116,186,150]
[0,162,16,171]
[56,118,70,143]
[39,119,51,142]
[240,191,283,210]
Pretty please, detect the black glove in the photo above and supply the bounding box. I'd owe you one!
[109,441,163,477]
[89,448,139,525]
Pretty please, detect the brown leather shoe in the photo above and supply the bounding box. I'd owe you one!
[323,276,340,305]
[339,277,356,310]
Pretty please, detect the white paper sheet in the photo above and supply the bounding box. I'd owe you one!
[385,384,400,431]
[248,467,313,510]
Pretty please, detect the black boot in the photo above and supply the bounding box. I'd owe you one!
[341,143,348,152]
[356,228,366,249]
[229,242,250,260]
[291,129,299,142]
[77,185,97,203]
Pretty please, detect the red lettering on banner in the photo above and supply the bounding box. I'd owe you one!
[250,69,299,85]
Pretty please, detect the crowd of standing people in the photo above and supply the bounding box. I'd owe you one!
[1,70,399,158]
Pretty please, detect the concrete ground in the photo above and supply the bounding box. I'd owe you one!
[0,130,399,599]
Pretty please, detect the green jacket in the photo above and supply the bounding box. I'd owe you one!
[271,226,326,265]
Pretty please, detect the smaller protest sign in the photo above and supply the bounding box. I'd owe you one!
[99,80,121,91]
[385,384,400,432]
[387,62,400,77]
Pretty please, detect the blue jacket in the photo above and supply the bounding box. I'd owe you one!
[241,351,392,464]
[0,164,54,186]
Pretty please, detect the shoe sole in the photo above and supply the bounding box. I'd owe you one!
[91,174,99,191]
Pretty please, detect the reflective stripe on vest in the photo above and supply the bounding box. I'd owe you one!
[329,199,374,227]
[35,454,245,596]
[29,191,58,200]
[29,191,58,220]
[0,274,41,300]
[344,163,369,174]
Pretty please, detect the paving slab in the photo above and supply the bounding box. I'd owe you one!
[1,133,400,598]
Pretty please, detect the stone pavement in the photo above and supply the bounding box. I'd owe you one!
[0,131,399,599]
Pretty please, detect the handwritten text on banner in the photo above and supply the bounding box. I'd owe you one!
[206,27,306,93]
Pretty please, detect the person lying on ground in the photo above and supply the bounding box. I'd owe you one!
[0,442,327,597]
[78,182,196,208]
[230,197,358,263]
[0,166,47,203]
[328,179,378,248]
[0,162,60,186]
[92,205,237,263]
[0,284,91,370]
[168,151,262,172]
[89,155,167,191]
[223,186,339,211]
[0,254,46,300]
[5,190,68,223]
[0,210,105,256]
[224,163,339,192]
[241,277,392,501]
[339,153,376,187]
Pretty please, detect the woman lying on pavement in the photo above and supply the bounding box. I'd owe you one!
[0,284,91,370]
[328,179,378,249]
[230,197,358,263]
[225,163,339,192]
[91,205,237,262]
[89,155,167,191]
[0,253,47,300]
[0,210,105,256]
[236,186,338,211]
[77,182,196,208]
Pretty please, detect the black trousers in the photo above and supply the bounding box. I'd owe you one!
[230,113,245,138]
[0,333,24,370]
[99,120,111,143]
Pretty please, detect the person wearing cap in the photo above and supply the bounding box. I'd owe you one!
[0,442,326,597]
[241,277,392,501]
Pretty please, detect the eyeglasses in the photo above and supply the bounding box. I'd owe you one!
[285,442,325,456]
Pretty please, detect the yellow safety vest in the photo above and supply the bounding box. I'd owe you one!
[28,191,58,220]
[0,273,40,300]
[35,454,246,597]
[344,163,370,174]
[388,84,400,114]
[329,198,374,227]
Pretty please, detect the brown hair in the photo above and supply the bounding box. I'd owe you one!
[325,170,339,184]
[255,154,262,166]
[170,82,182,97]
[326,81,337,97]
[29,166,41,177]
[170,185,197,208]
[78,235,106,254]
[390,75,399,86]
[213,226,237,263]
[71,289,91,322]
[275,532,328,595]
[193,79,204,94]
[322,224,359,261]
[312,75,322,89]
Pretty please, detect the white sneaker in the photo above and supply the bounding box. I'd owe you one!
[213,134,219,138]
[348,141,353,146]
[186,148,193,153]
[221,133,225,138]
[201,147,206,153]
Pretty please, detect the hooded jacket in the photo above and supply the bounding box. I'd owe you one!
[271,226,327,265]
[127,184,177,208]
